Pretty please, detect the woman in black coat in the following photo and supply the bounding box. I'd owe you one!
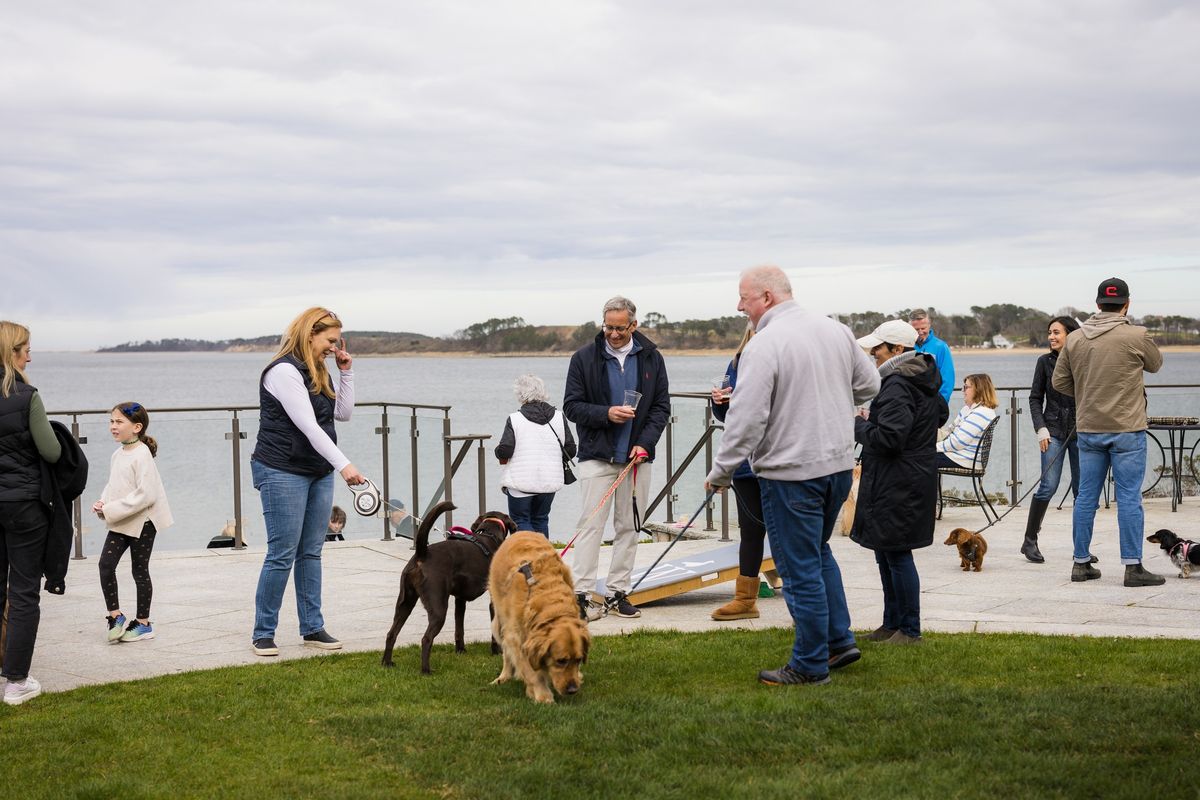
[850,320,948,645]
[1020,315,1081,564]
[0,321,62,705]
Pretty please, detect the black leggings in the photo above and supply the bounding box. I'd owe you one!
[731,476,767,577]
[98,522,157,620]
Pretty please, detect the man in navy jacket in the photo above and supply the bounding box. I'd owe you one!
[563,296,670,620]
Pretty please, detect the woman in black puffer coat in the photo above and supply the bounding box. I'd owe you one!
[850,320,948,645]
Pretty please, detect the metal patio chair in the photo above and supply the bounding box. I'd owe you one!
[937,417,1000,524]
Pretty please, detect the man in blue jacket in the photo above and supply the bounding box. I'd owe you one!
[564,296,671,620]
[910,309,955,403]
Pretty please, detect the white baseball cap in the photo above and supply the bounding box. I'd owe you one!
[857,319,918,350]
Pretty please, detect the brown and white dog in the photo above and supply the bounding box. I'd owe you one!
[944,527,988,572]
[382,502,516,673]
[489,531,590,704]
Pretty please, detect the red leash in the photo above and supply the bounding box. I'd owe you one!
[558,459,638,560]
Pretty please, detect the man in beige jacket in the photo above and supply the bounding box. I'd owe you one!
[1052,277,1164,587]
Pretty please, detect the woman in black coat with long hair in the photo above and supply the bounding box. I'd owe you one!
[1020,315,1081,563]
[850,320,948,645]
[0,321,62,705]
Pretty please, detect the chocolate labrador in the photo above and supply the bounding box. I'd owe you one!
[382,501,516,673]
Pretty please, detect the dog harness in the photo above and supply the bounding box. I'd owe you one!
[443,517,508,557]
[1169,540,1194,564]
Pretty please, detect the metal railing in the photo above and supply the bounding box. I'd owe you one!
[51,401,491,558]
[52,383,1199,557]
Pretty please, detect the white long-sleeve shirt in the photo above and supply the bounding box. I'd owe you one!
[262,364,355,472]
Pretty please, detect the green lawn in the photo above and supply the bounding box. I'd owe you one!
[3,629,1198,799]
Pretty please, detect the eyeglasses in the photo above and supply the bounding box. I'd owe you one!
[603,324,634,333]
[120,403,143,417]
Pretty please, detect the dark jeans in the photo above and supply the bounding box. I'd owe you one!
[874,549,920,637]
[732,476,766,577]
[98,522,158,620]
[506,492,555,537]
[758,471,855,676]
[934,453,961,469]
[0,499,50,680]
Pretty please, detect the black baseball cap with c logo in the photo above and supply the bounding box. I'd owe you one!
[1096,277,1130,304]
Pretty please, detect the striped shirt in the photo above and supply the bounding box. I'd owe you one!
[936,403,998,468]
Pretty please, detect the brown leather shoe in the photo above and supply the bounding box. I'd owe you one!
[864,625,898,642]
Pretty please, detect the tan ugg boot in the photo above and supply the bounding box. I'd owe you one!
[711,575,761,620]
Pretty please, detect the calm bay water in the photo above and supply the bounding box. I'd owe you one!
[28,349,1200,553]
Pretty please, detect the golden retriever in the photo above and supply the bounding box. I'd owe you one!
[944,527,988,572]
[489,531,590,704]
[838,462,862,536]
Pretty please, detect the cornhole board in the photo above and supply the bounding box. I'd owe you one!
[592,541,777,606]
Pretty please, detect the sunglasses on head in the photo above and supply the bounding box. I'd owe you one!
[312,309,340,330]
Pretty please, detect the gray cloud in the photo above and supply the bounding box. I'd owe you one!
[2,1,1199,348]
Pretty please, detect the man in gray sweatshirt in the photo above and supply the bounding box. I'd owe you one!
[1053,277,1164,587]
[706,266,880,686]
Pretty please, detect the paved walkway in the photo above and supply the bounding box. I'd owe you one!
[26,498,1199,695]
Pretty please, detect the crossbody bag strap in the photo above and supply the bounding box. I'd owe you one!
[547,412,572,462]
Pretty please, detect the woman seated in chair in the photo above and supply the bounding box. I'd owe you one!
[935,373,998,469]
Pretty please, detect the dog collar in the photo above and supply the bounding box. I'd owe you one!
[479,516,510,532]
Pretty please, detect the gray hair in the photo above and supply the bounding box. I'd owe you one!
[740,265,793,298]
[908,308,929,322]
[602,296,637,320]
[513,373,549,405]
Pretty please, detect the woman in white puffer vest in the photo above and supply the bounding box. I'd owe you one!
[495,374,576,537]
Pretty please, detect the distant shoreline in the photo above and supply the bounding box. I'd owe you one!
[69,344,1200,358]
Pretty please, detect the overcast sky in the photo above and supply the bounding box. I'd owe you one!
[3,1,1198,349]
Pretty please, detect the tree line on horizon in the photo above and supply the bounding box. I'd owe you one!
[99,305,1200,353]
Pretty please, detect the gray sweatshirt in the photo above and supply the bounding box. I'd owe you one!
[707,301,880,485]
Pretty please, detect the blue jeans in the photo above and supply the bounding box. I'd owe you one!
[875,549,920,638]
[1032,435,1079,502]
[252,460,334,640]
[506,492,555,537]
[758,471,855,677]
[1073,432,1146,565]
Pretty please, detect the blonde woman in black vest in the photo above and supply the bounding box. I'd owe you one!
[250,308,365,657]
[0,321,61,705]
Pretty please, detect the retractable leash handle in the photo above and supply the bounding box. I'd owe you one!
[350,478,382,516]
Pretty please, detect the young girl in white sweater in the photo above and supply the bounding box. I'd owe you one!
[92,402,173,643]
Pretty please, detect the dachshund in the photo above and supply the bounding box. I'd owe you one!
[1146,529,1199,578]
[944,527,987,572]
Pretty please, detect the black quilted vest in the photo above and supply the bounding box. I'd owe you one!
[251,356,337,477]
[0,372,40,501]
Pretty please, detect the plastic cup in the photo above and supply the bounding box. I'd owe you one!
[623,389,642,410]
